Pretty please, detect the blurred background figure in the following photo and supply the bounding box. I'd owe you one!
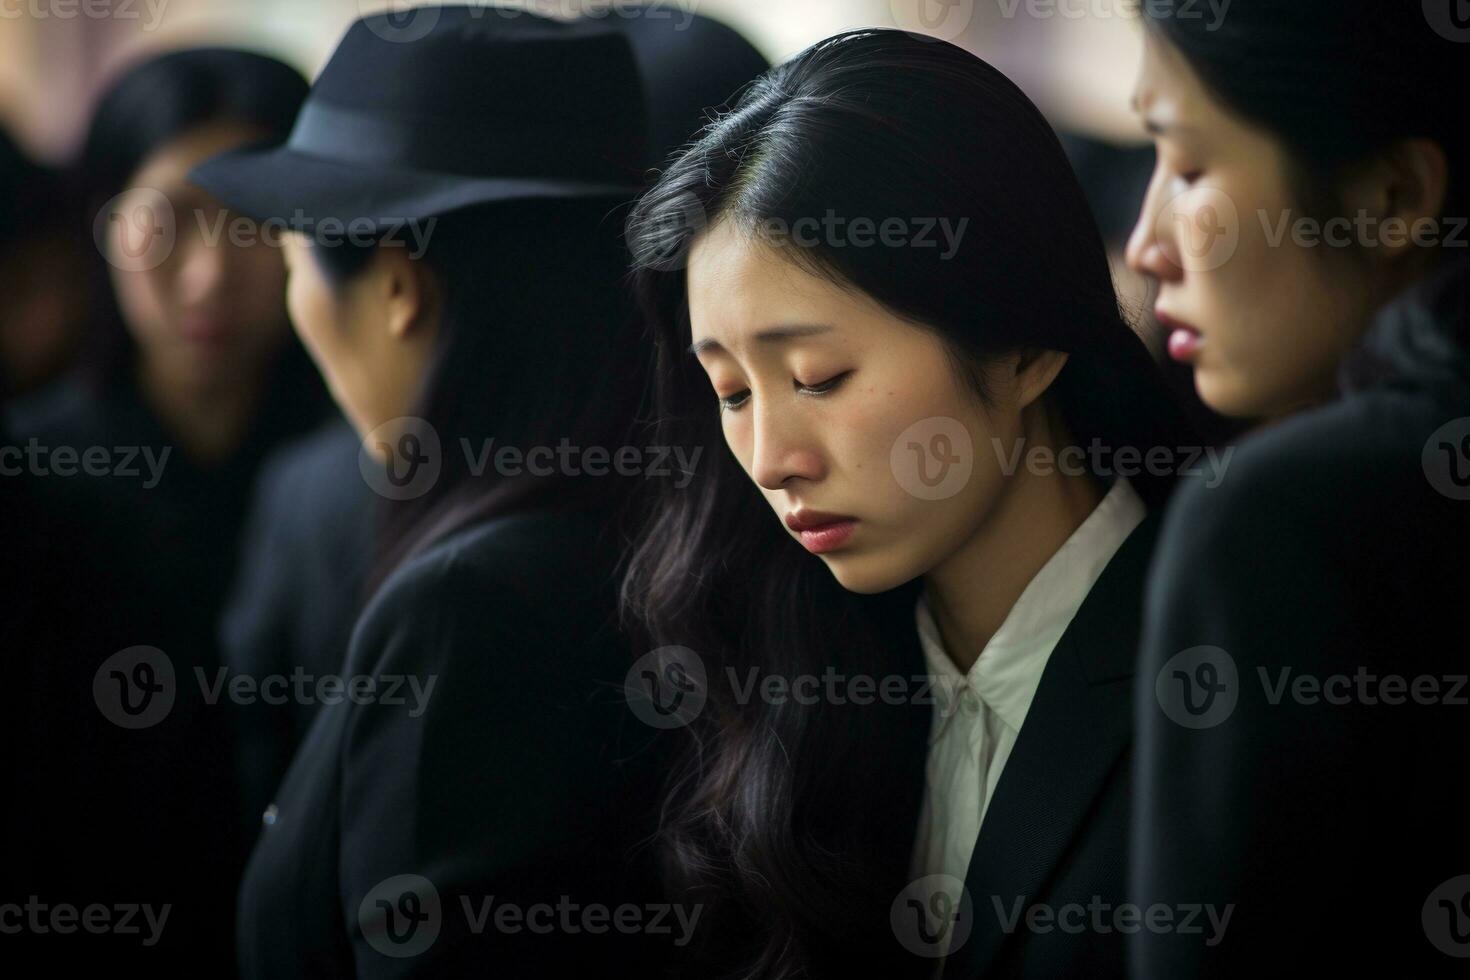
[5,47,328,972]
[0,126,88,400]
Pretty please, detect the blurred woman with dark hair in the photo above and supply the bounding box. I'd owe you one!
[5,46,325,972]
[1124,2,1470,974]
[622,28,1193,979]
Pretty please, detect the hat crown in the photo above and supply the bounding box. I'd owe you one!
[292,5,646,181]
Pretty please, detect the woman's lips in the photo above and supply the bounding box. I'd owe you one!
[1157,309,1203,363]
[785,510,859,555]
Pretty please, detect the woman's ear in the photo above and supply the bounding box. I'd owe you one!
[1340,137,1450,263]
[378,247,442,340]
[1013,348,1069,411]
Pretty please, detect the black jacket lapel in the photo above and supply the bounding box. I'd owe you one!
[942,513,1161,979]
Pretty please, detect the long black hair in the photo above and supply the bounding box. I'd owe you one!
[79,47,308,389]
[620,29,1191,978]
[308,196,650,595]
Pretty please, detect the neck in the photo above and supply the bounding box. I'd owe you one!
[136,355,265,464]
[923,410,1105,674]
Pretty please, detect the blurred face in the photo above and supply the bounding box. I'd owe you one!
[280,234,437,448]
[108,119,290,395]
[687,220,1029,595]
[1125,34,1370,420]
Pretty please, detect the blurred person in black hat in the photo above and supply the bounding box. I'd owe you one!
[191,7,684,975]
[216,4,770,850]
[4,48,328,973]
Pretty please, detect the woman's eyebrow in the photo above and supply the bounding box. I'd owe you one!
[689,324,833,355]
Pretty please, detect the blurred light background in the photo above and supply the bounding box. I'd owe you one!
[1,0,1160,345]
[2,0,1148,157]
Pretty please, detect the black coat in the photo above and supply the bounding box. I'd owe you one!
[1129,262,1470,976]
[221,417,374,836]
[235,502,673,978]
[930,512,1163,980]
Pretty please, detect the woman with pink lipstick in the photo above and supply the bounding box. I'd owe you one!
[1124,2,1469,976]
[622,30,1194,979]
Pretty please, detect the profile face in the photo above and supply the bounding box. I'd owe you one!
[686,219,1021,595]
[1125,33,1369,420]
[110,119,290,394]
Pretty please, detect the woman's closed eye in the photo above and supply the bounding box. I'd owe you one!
[719,370,853,413]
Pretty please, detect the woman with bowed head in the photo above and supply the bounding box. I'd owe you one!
[621,28,1194,979]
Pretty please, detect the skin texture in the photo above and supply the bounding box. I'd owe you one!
[112,120,293,455]
[280,232,439,456]
[1125,33,1447,422]
[687,219,1101,669]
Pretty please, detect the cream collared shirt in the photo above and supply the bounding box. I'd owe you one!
[908,477,1145,954]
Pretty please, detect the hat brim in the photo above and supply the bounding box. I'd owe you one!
[189,143,642,230]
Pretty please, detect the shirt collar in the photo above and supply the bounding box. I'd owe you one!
[915,476,1147,735]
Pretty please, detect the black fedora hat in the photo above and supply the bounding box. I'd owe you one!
[189,5,647,230]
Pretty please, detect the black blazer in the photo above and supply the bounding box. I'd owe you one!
[235,503,672,978]
[905,511,1163,980]
[1130,267,1470,976]
[221,417,374,836]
